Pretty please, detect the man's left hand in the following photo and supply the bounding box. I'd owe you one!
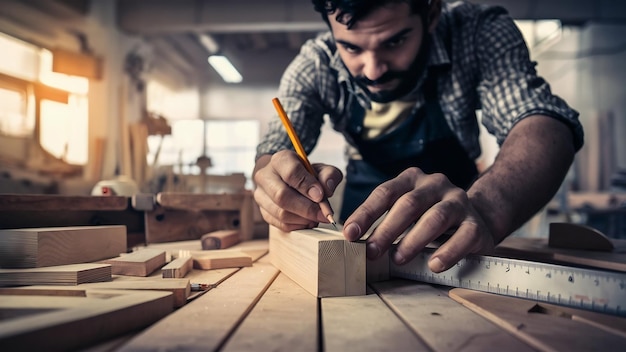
[342,167,495,273]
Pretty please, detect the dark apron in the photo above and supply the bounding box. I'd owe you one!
[340,74,478,222]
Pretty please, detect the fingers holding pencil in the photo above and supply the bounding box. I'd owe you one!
[271,97,340,228]
[253,150,342,230]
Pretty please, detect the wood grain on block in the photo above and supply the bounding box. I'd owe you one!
[0,225,127,268]
[101,249,166,277]
[0,289,172,351]
[0,263,112,286]
[162,257,193,278]
[449,288,626,351]
[269,226,366,297]
[186,250,252,270]
[201,230,241,250]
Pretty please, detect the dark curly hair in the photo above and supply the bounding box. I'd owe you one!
[312,0,432,29]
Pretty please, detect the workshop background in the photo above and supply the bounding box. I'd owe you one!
[0,0,625,238]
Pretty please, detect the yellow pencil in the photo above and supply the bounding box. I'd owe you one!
[272,97,337,228]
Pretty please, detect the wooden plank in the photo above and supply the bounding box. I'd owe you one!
[200,230,241,250]
[0,194,128,211]
[161,257,193,278]
[222,273,318,351]
[0,289,172,351]
[269,226,366,297]
[495,237,626,272]
[322,288,429,351]
[101,249,166,277]
[118,258,280,351]
[371,280,534,351]
[449,288,626,351]
[0,279,190,308]
[0,225,127,268]
[156,192,245,211]
[0,263,112,286]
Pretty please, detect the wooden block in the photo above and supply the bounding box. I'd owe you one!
[0,225,127,268]
[0,263,112,286]
[201,230,241,250]
[269,226,366,297]
[0,289,172,350]
[162,257,193,278]
[183,250,252,270]
[101,249,166,277]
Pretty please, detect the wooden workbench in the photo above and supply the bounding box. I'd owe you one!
[89,240,624,352]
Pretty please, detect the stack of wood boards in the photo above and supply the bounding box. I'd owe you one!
[0,225,129,286]
[0,263,112,286]
[0,225,126,268]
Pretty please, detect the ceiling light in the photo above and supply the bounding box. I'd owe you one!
[198,34,219,54]
[208,55,242,83]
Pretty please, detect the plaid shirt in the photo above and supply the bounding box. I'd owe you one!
[256,1,583,161]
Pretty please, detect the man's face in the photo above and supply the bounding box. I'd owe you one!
[329,3,425,102]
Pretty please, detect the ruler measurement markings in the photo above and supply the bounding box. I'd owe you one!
[390,247,626,316]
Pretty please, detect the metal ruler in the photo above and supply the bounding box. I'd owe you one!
[390,247,626,317]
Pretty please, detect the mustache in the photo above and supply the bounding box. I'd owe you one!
[355,70,404,86]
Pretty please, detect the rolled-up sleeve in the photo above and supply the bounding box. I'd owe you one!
[256,46,329,160]
[475,8,584,151]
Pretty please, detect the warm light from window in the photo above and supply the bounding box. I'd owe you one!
[208,55,243,83]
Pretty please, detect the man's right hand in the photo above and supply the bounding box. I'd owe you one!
[253,150,343,232]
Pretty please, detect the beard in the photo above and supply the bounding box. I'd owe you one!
[354,39,431,103]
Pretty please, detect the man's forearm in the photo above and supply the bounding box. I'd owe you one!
[467,115,576,244]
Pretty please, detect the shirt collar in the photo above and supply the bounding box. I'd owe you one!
[428,13,451,68]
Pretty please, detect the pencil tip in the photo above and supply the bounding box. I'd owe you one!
[325,215,337,230]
